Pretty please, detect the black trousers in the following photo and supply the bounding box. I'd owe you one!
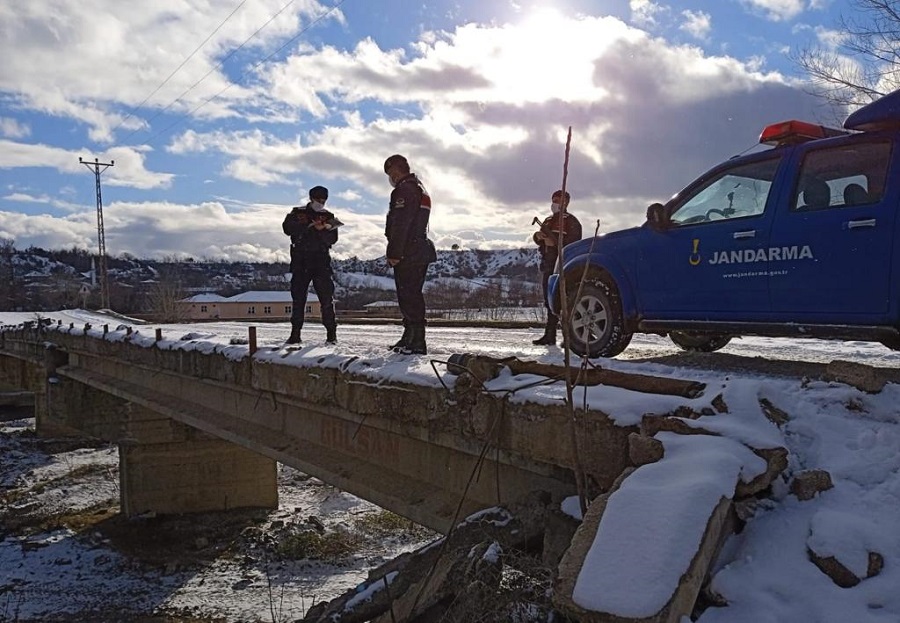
[393,261,428,327]
[290,263,336,331]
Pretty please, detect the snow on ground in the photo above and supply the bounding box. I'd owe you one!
[1,414,435,622]
[2,309,900,621]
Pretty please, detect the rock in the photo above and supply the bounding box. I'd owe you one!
[758,398,790,427]
[790,470,834,501]
[628,433,665,466]
[867,551,885,578]
[736,447,788,498]
[825,360,886,393]
[641,414,719,437]
[711,394,728,414]
[807,548,883,588]
[308,515,326,533]
[541,509,581,569]
[194,537,209,550]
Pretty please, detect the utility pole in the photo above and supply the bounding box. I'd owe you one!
[79,157,114,310]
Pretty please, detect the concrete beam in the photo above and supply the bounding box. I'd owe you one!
[0,328,640,533]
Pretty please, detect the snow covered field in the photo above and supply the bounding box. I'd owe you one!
[2,309,900,622]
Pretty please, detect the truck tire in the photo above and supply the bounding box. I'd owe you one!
[564,277,632,358]
[669,331,732,352]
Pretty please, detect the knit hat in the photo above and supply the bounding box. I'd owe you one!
[308,185,329,201]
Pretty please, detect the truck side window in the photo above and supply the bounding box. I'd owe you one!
[792,141,891,212]
[669,157,781,227]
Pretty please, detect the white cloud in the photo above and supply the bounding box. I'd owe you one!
[630,0,668,28]
[741,0,806,22]
[0,1,343,141]
[680,10,712,41]
[0,117,30,139]
[0,9,835,261]
[0,140,174,190]
[3,192,49,204]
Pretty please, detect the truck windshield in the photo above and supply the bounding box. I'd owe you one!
[670,157,782,226]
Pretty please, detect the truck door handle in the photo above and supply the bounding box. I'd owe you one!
[733,230,756,239]
[847,218,876,229]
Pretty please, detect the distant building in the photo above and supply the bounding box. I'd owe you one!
[363,300,401,316]
[180,291,320,321]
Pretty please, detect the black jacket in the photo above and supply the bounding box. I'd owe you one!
[283,203,338,270]
[534,212,582,273]
[385,174,435,265]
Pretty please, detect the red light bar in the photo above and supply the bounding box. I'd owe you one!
[759,120,847,146]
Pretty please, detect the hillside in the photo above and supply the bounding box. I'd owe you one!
[0,245,544,313]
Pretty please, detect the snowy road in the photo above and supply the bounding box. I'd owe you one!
[7,308,900,374]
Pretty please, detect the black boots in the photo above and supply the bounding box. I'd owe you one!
[394,326,426,355]
[287,325,336,345]
[532,316,558,346]
[390,325,411,351]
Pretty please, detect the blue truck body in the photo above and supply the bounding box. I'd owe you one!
[548,89,900,357]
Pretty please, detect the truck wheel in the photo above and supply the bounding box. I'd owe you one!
[564,278,632,358]
[669,331,732,352]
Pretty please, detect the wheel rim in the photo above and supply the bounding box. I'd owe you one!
[571,294,608,344]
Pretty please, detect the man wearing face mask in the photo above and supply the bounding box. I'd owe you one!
[532,189,582,346]
[282,185,339,345]
[383,154,437,355]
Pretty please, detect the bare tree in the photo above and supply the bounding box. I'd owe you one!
[146,259,188,322]
[794,0,900,108]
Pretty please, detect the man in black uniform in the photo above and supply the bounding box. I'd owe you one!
[282,185,338,345]
[383,154,437,354]
[532,189,582,345]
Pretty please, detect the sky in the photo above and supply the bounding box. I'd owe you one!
[0,0,866,263]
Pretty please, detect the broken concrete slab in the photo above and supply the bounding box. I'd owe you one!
[825,360,886,393]
[555,433,764,623]
[302,504,547,623]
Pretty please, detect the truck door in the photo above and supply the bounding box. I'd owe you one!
[769,138,897,321]
[637,155,782,318]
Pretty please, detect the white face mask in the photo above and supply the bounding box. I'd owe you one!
[311,200,326,212]
[551,202,561,214]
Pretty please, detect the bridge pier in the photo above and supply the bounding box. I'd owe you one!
[48,374,278,516]
[119,435,277,517]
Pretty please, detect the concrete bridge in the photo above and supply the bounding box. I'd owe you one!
[0,321,672,533]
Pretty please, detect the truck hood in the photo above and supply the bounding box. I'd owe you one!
[561,225,643,264]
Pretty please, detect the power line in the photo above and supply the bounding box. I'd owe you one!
[139,0,347,147]
[112,0,250,137]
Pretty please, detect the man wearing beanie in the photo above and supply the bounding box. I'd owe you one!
[282,185,339,344]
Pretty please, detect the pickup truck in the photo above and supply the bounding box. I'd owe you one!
[548,89,900,358]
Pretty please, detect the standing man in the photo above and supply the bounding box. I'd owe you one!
[532,189,582,346]
[383,154,437,354]
[282,185,339,345]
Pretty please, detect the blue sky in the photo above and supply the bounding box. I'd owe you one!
[0,0,864,262]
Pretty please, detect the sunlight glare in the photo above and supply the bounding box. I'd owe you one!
[487,8,612,104]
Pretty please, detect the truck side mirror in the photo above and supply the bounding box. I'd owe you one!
[646,202,669,230]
